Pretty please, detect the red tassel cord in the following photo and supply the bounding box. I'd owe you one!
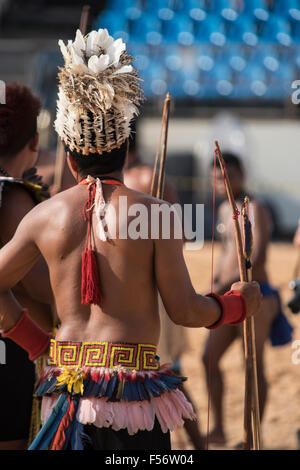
[81,182,102,305]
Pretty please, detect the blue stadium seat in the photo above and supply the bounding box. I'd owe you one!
[178,0,206,14]
[272,0,300,20]
[194,14,226,46]
[291,16,300,42]
[142,62,168,97]
[294,44,300,67]
[210,0,238,21]
[266,62,295,99]
[164,45,183,71]
[199,62,233,98]
[129,13,162,44]
[125,7,143,21]
[144,0,171,13]
[167,66,200,98]
[248,45,280,72]
[107,0,136,11]
[127,43,151,72]
[182,66,201,97]
[227,15,258,46]
[260,14,292,46]
[241,0,269,22]
[234,63,267,99]
[197,52,215,73]
[210,0,236,11]
[222,45,247,73]
[161,13,194,45]
[94,11,127,38]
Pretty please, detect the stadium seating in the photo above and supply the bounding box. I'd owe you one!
[93,0,300,101]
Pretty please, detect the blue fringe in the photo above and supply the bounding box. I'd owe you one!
[28,394,69,450]
[70,421,89,450]
[36,368,185,403]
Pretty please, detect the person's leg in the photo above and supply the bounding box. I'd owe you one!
[84,418,171,450]
[180,384,205,449]
[202,325,238,444]
[0,336,35,450]
[253,295,278,420]
[169,359,204,450]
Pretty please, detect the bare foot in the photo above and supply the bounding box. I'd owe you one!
[207,429,226,446]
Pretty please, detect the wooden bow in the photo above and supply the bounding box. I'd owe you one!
[214,141,261,450]
[150,93,171,199]
[53,5,90,194]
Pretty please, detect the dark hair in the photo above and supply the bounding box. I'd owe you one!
[0,83,41,157]
[128,119,137,153]
[211,151,244,173]
[66,141,128,176]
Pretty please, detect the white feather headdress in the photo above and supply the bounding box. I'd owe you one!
[54,29,144,155]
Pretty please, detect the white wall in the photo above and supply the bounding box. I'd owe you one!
[139,115,300,233]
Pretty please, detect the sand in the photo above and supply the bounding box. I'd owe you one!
[171,242,300,450]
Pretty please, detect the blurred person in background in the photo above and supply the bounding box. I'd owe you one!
[36,147,75,196]
[293,220,300,248]
[202,152,293,446]
[124,132,204,449]
[0,83,53,450]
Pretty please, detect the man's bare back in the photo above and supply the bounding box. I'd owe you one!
[23,183,161,344]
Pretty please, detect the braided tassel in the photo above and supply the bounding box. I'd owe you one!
[81,181,102,305]
[81,248,102,304]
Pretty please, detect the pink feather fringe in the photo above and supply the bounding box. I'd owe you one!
[41,389,196,436]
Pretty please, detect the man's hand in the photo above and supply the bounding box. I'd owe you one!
[231,281,262,317]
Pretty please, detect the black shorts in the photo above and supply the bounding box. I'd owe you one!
[0,335,35,441]
[83,418,171,450]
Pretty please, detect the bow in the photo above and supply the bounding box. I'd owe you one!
[53,4,91,194]
[150,92,171,199]
[214,141,261,450]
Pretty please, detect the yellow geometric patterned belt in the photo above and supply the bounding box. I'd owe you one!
[48,339,159,371]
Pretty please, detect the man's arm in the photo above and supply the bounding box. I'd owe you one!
[154,205,261,328]
[0,205,53,358]
[0,185,53,304]
[0,207,43,330]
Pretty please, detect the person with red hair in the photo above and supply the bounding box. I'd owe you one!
[0,83,53,450]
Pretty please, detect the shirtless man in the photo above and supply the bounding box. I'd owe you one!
[0,83,53,450]
[202,152,279,446]
[124,134,204,449]
[0,30,261,450]
[293,220,300,248]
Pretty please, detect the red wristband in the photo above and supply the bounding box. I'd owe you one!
[2,309,51,361]
[206,290,247,329]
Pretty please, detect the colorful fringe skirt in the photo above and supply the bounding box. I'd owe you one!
[28,340,196,450]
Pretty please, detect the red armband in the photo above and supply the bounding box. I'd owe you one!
[206,290,247,329]
[2,309,51,361]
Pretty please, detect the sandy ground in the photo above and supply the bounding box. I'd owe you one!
[170,242,300,450]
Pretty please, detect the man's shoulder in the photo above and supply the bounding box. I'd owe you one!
[124,164,153,194]
[124,186,170,207]
[0,179,35,211]
[0,180,41,242]
[29,184,77,216]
